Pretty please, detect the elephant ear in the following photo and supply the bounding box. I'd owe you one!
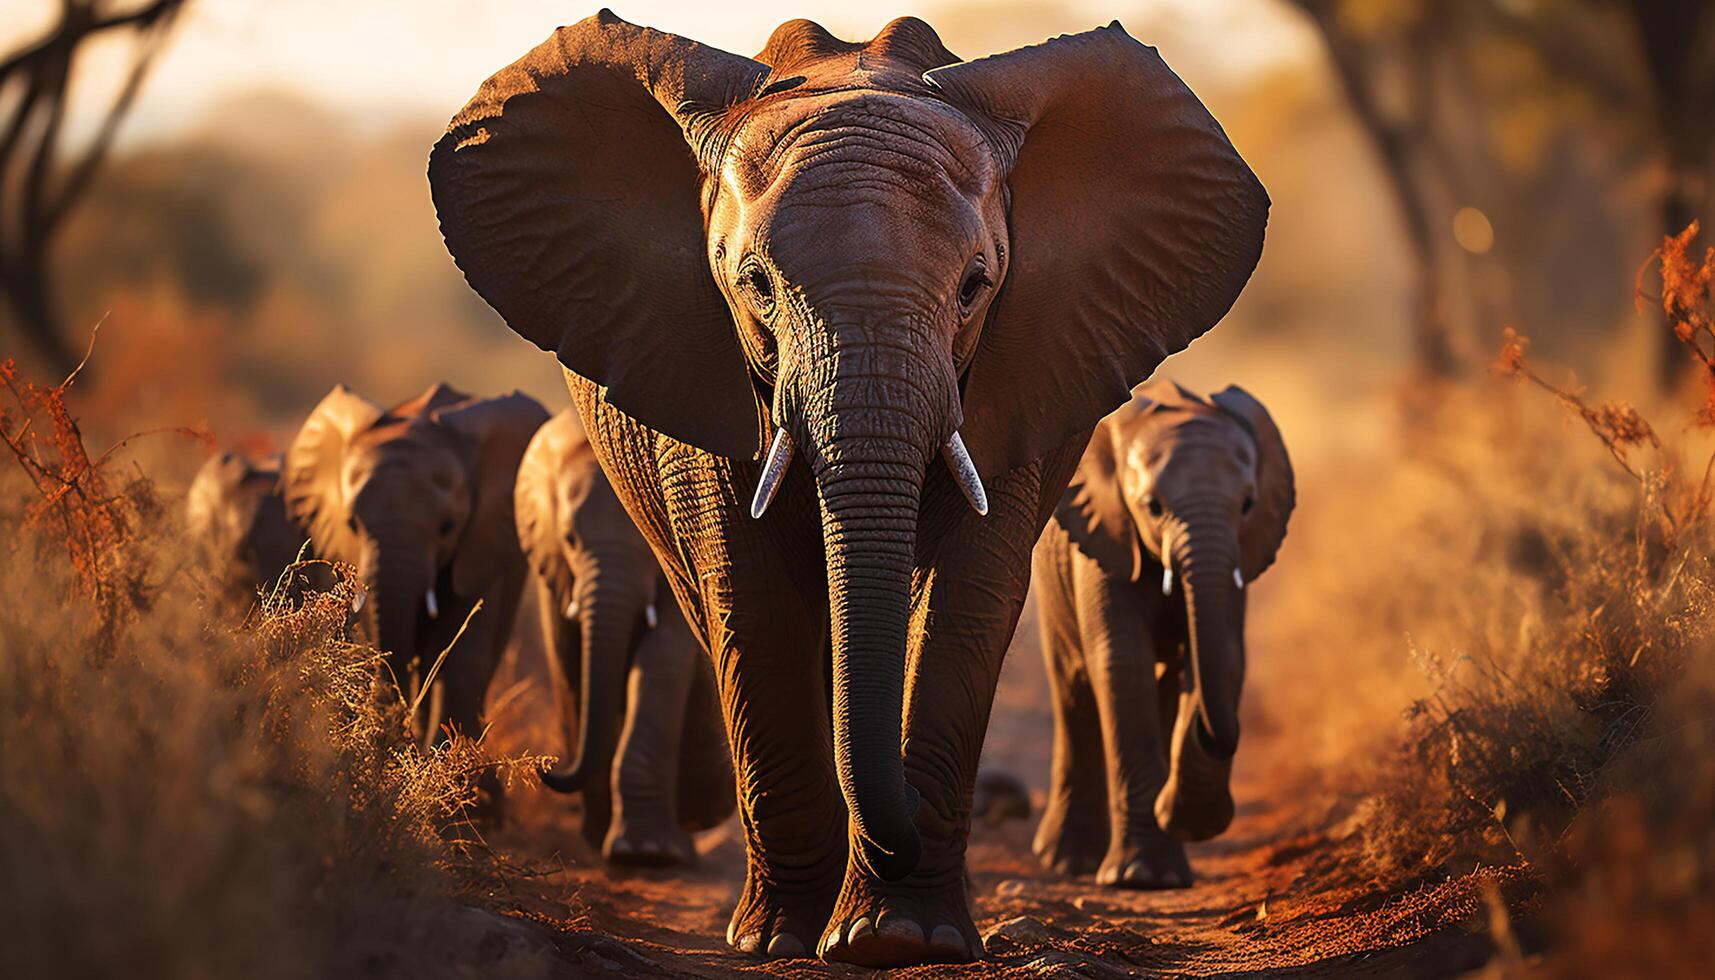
[926,24,1268,480]
[434,392,551,598]
[513,411,583,603]
[285,386,384,563]
[430,10,769,460]
[1211,385,1295,581]
[1057,400,1150,582]
[186,452,249,548]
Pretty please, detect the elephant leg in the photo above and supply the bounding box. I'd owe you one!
[604,605,698,867]
[821,442,1082,968]
[572,385,840,959]
[1031,526,1110,877]
[646,446,844,960]
[708,582,845,957]
[1075,553,1191,890]
[675,636,736,831]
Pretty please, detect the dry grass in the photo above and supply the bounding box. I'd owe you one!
[0,356,555,979]
[1250,227,1715,968]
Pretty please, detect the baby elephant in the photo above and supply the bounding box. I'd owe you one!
[1033,380,1293,889]
[515,411,734,865]
[185,451,307,603]
[285,383,548,760]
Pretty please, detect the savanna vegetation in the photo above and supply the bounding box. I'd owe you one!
[3,0,1713,976]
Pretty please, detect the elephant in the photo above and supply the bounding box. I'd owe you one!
[515,409,735,865]
[284,382,548,774]
[1031,380,1294,889]
[430,11,1267,966]
[185,451,307,603]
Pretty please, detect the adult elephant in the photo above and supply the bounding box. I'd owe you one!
[185,451,306,604]
[285,383,548,766]
[431,11,1266,965]
[515,410,734,865]
[1032,380,1294,889]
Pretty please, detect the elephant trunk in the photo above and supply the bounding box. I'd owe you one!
[800,334,953,883]
[362,533,436,739]
[1155,510,1244,842]
[541,566,648,794]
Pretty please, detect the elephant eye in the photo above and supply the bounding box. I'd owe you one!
[346,515,359,532]
[1242,495,1256,516]
[439,518,456,537]
[1146,496,1164,518]
[958,258,992,312]
[738,261,776,321]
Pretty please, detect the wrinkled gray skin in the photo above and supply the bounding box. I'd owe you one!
[285,383,548,794]
[516,411,735,865]
[185,452,307,604]
[1032,380,1294,889]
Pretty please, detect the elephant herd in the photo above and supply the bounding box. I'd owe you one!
[188,11,1293,969]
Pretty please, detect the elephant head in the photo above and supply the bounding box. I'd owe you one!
[515,410,663,794]
[185,451,306,600]
[1061,379,1294,841]
[284,383,547,718]
[430,11,1267,879]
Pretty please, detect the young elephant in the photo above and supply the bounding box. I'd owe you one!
[432,12,1266,965]
[1032,380,1294,889]
[285,383,548,757]
[185,451,306,602]
[515,410,734,865]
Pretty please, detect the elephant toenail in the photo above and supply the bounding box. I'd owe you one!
[877,916,924,944]
[1125,861,1147,880]
[929,924,968,956]
[611,839,634,855]
[734,931,762,953]
[848,917,875,945]
[1162,870,1183,886]
[766,933,806,958]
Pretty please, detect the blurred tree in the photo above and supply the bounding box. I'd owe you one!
[1287,0,1715,388]
[1285,0,1467,381]
[0,0,187,373]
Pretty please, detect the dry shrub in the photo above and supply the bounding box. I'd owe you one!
[0,358,554,979]
[1251,228,1715,967]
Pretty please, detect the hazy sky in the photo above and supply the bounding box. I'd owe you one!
[8,0,1314,144]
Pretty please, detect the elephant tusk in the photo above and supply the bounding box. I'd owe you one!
[1233,568,1246,590]
[943,430,989,516]
[1161,526,1174,596]
[750,427,794,519]
[645,602,659,629]
[564,598,579,620]
[351,589,365,614]
[425,587,439,620]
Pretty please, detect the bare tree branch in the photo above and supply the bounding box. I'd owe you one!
[0,0,187,373]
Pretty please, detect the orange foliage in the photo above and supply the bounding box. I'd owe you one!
[1491,326,1659,484]
[1639,221,1715,426]
[0,336,208,638]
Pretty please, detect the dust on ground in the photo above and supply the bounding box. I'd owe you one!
[474,593,1520,979]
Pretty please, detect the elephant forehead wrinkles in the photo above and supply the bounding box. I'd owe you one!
[732,94,990,195]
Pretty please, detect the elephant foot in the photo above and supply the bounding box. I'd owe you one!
[603,814,696,867]
[726,866,838,961]
[1032,818,1106,877]
[972,769,1032,826]
[818,868,980,967]
[463,768,507,827]
[1096,829,1192,890]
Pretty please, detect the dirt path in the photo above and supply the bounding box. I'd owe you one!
[479,602,1514,978]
